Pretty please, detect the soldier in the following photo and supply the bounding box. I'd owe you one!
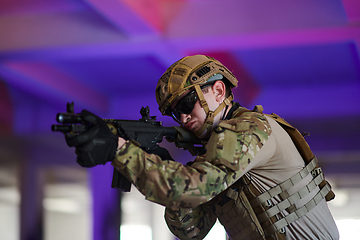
[66,55,339,239]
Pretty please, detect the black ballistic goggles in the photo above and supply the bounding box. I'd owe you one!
[171,83,215,123]
[171,90,199,123]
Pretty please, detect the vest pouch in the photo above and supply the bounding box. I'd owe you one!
[213,188,266,240]
[206,124,243,171]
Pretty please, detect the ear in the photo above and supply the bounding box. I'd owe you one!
[212,81,226,103]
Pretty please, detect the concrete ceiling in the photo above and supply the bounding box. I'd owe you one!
[0,0,359,178]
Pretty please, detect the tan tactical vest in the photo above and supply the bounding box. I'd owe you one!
[209,106,335,240]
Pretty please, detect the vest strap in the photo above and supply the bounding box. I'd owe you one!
[264,181,332,236]
[250,157,318,208]
[257,168,326,224]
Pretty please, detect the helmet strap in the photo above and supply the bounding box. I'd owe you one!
[193,85,233,138]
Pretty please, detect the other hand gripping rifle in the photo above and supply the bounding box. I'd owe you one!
[52,102,204,192]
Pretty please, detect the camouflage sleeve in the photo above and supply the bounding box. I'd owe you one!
[112,141,228,209]
[164,204,216,240]
[205,111,272,182]
[112,112,272,209]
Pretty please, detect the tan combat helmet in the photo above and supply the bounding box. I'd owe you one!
[155,55,238,138]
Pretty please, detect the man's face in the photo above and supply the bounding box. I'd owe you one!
[171,85,221,133]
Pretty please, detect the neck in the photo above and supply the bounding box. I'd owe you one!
[221,101,233,120]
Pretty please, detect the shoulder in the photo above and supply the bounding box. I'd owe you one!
[216,111,272,137]
[204,111,272,172]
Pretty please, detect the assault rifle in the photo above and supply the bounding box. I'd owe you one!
[52,102,204,192]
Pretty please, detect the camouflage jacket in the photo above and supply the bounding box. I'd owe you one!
[112,106,272,239]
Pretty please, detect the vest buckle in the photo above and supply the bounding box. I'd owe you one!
[311,167,322,178]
